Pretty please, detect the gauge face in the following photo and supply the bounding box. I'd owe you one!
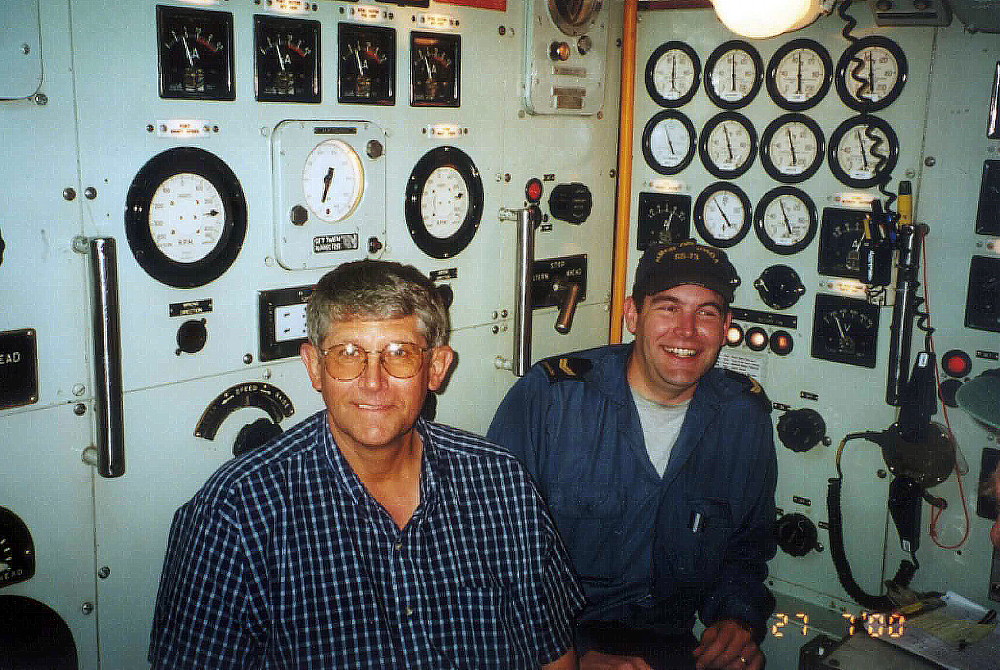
[766,39,832,111]
[405,146,484,259]
[645,41,701,107]
[818,207,869,278]
[549,0,602,36]
[828,115,899,188]
[0,506,35,588]
[704,40,762,109]
[642,110,697,175]
[410,31,460,107]
[301,139,365,223]
[811,293,880,368]
[835,36,907,112]
[699,111,757,179]
[338,23,395,105]
[157,5,235,100]
[126,147,246,288]
[694,182,752,248]
[253,15,320,103]
[754,186,818,255]
[759,113,825,183]
[636,192,691,250]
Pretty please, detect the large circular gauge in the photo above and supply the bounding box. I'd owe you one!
[754,186,817,255]
[699,112,756,179]
[645,41,701,107]
[828,114,899,188]
[301,139,365,223]
[703,40,763,109]
[766,39,832,111]
[156,5,235,101]
[405,146,484,259]
[835,36,907,112]
[338,23,395,105]
[694,182,752,248]
[642,110,697,175]
[759,113,825,183]
[254,15,321,103]
[549,0,602,36]
[125,147,246,288]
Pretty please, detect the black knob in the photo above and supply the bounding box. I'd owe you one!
[176,319,208,355]
[754,264,805,310]
[775,512,818,557]
[233,418,282,457]
[290,205,309,226]
[436,283,454,310]
[777,408,826,453]
[548,183,593,225]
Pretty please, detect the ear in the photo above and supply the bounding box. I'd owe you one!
[720,310,733,346]
[624,296,639,335]
[300,342,324,392]
[426,345,455,392]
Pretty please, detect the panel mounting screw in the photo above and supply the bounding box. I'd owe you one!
[84,187,97,200]
[924,156,936,167]
[63,187,77,201]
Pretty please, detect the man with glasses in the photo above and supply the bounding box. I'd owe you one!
[150,260,583,670]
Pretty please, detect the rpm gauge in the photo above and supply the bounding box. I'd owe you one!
[694,182,752,248]
[301,139,365,223]
[338,23,395,105]
[754,186,817,255]
[405,146,484,259]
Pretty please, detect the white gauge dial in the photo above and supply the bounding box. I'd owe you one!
[420,165,469,239]
[702,191,747,242]
[835,124,891,181]
[767,121,818,176]
[773,49,825,103]
[842,45,901,105]
[758,193,814,251]
[706,45,760,105]
[149,173,227,264]
[703,118,754,174]
[302,139,365,222]
[648,42,700,106]
[648,117,693,170]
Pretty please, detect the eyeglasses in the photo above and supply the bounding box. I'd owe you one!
[318,342,431,381]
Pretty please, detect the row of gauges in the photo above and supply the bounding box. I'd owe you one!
[646,37,907,113]
[641,110,898,188]
[157,5,459,106]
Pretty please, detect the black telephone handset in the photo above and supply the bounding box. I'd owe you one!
[888,475,923,553]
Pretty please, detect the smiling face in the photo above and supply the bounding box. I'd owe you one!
[625,283,731,405]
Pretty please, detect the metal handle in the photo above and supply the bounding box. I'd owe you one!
[886,225,923,407]
[90,237,125,477]
[554,281,582,334]
[500,206,540,377]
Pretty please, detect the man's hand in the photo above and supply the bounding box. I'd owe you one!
[692,619,763,670]
[579,650,654,670]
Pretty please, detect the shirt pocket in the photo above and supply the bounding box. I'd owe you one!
[659,498,734,586]
[547,486,626,586]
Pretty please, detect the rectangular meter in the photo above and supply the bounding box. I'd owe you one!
[259,286,314,362]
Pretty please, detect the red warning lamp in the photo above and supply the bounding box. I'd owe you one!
[726,323,744,347]
[770,330,794,356]
[941,349,972,378]
[745,327,769,352]
[525,178,544,204]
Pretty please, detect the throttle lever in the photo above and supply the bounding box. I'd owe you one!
[552,280,582,334]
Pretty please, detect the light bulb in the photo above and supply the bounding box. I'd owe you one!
[712,0,822,39]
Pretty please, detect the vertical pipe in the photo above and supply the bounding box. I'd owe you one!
[514,207,536,376]
[90,237,125,478]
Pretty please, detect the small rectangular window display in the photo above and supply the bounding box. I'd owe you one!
[410,31,460,107]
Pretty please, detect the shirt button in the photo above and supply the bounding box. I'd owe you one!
[395,542,402,551]
[405,607,414,616]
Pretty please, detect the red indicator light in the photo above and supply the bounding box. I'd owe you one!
[525,178,543,204]
[941,349,972,378]
[746,327,769,352]
[550,41,571,61]
[770,330,794,356]
[726,323,744,347]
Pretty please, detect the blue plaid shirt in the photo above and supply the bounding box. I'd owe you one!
[149,410,583,669]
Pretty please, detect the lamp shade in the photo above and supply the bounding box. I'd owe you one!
[712,0,822,39]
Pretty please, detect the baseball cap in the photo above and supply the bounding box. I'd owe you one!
[633,239,741,304]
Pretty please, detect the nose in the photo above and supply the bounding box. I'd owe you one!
[674,309,697,337]
[358,351,389,389]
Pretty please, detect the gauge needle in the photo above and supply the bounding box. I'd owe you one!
[723,124,734,160]
[423,54,434,78]
[665,129,677,156]
[321,167,334,202]
[731,53,736,92]
[796,51,803,94]
[276,44,286,71]
[181,35,195,67]
[779,199,793,235]
[856,130,870,170]
[206,209,219,217]
[354,48,366,75]
[670,55,678,92]
[787,128,798,166]
[715,199,734,230]
[868,52,875,98]
[832,314,847,339]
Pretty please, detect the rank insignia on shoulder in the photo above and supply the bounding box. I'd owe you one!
[724,370,772,412]
[539,356,592,382]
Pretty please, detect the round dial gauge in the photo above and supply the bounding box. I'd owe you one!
[156,5,235,101]
[549,0,602,36]
[759,113,825,183]
[835,36,907,112]
[645,41,701,107]
[338,23,396,105]
[694,181,752,248]
[405,146,484,259]
[642,110,697,175]
[254,15,321,103]
[301,139,365,223]
[125,147,246,288]
[420,166,470,239]
[766,39,832,111]
[699,111,757,179]
[704,40,763,109]
[828,114,899,188]
[754,186,818,255]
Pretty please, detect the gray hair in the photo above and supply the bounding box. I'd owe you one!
[306,260,450,348]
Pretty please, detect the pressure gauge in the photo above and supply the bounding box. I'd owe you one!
[699,112,757,179]
[811,293,880,368]
[759,113,825,184]
[404,146,484,259]
[253,15,320,103]
[703,40,762,109]
[301,139,365,222]
[835,36,907,112]
[828,115,899,188]
[636,192,691,250]
[765,39,832,111]
[410,31,460,107]
[156,5,235,100]
[694,182,752,248]
[125,147,246,288]
[754,186,817,255]
[645,41,700,107]
[338,23,395,105]
[549,0,602,36]
[642,110,697,175]
[818,207,869,278]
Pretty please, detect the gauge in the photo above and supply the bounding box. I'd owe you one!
[642,110,697,175]
[645,41,700,107]
[125,147,246,288]
[636,192,691,250]
[835,36,907,112]
[253,15,320,103]
[410,31,460,107]
[818,207,869,278]
[157,5,235,100]
[405,146,484,259]
[828,114,899,188]
[694,182,752,248]
[549,0,602,36]
[699,111,757,179]
[301,139,365,223]
[754,186,817,255]
[703,40,763,109]
[765,39,832,111]
[758,113,825,183]
[338,23,395,105]
[0,506,35,588]
[811,293,880,368]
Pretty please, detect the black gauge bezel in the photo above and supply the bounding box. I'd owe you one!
[753,186,818,255]
[253,15,321,103]
[636,191,692,250]
[835,35,908,113]
[156,5,235,101]
[410,31,460,108]
[818,206,869,278]
[765,38,832,112]
[645,41,701,108]
[703,40,763,110]
[759,112,825,184]
[698,111,757,179]
[404,146,484,259]
[810,293,880,368]
[828,114,899,188]
[694,181,752,248]
[642,110,697,175]
[338,22,396,105]
[125,147,247,288]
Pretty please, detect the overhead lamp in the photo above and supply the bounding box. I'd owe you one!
[711,0,824,39]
